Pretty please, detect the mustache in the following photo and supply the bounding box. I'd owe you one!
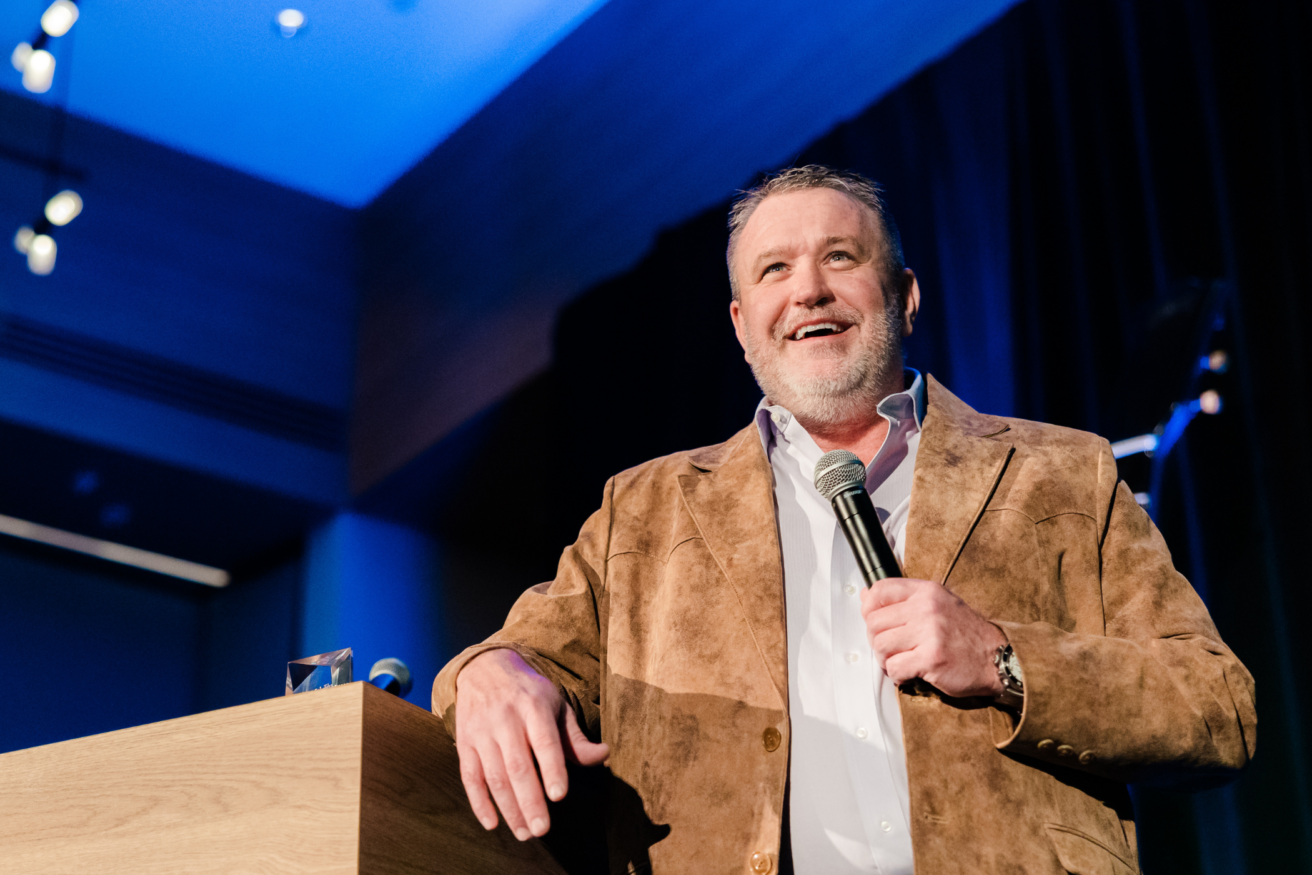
[771,305,866,342]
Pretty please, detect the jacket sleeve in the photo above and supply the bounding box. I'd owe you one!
[431,477,613,741]
[991,441,1257,785]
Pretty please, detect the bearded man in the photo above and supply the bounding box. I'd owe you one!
[432,165,1256,875]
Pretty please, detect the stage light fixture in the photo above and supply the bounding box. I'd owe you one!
[1198,390,1222,415]
[26,233,57,275]
[278,8,306,37]
[21,47,55,93]
[44,189,83,226]
[11,42,32,72]
[40,1,80,38]
[14,226,35,255]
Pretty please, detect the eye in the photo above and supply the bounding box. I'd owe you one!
[763,262,786,276]
[828,250,852,262]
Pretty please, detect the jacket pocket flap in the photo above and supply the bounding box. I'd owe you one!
[1044,824,1137,875]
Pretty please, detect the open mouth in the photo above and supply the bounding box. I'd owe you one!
[788,322,851,341]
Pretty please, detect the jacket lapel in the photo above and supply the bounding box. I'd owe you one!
[903,376,1015,585]
[679,427,788,708]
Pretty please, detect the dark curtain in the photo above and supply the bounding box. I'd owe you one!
[419,0,1311,870]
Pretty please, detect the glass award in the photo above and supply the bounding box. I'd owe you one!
[286,647,353,695]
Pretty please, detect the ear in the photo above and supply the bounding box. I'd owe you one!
[729,298,751,361]
[900,269,921,338]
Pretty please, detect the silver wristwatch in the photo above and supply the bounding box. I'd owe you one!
[993,643,1025,710]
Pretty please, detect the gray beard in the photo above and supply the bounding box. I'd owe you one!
[743,302,904,431]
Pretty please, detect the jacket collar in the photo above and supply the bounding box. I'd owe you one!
[902,375,1014,584]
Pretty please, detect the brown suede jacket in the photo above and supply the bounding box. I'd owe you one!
[433,376,1256,875]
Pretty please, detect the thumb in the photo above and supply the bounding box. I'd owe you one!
[561,705,609,766]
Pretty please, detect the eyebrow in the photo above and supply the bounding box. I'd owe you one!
[750,235,871,271]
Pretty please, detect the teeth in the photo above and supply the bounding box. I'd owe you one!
[793,322,842,340]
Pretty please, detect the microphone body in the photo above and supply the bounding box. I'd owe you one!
[814,449,902,587]
[832,487,902,587]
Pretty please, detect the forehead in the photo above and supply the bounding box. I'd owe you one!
[738,187,876,256]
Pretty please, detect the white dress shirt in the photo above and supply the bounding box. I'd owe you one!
[754,369,925,875]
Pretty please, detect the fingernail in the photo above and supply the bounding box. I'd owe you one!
[514,828,531,841]
[548,783,565,800]
[531,817,548,835]
[480,817,497,831]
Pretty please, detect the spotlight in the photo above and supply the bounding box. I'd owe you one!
[277,9,306,37]
[11,42,32,72]
[14,226,35,255]
[40,1,80,38]
[27,233,57,275]
[21,47,55,93]
[1198,390,1222,415]
[44,190,83,226]
[1204,350,1229,373]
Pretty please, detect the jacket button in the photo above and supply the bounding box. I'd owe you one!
[762,727,782,752]
[750,851,773,873]
[1037,739,1055,752]
[1056,745,1075,757]
[1078,750,1096,765]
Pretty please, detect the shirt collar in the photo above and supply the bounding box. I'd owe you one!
[753,367,925,452]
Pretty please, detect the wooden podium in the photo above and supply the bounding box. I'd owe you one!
[0,682,585,874]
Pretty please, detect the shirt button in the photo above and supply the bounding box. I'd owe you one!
[762,727,782,752]
[1037,739,1055,752]
[880,821,892,833]
[1056,745,1075,758]
[845,652,859,663]
[1078,750,1097,766]
[844,584,857,595]
[750,851,773,873]
[855,726,869,739]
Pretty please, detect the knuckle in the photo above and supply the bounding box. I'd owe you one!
[503,757,535,779]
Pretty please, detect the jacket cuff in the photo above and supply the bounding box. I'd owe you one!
[988,620,1111,775]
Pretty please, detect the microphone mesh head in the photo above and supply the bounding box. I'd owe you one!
[814,449,867,500]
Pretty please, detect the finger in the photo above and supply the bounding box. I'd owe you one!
[869,624,918,669]
[480,741,533,841]
[495,731,553,839]
[562,706,610,766]
[862,578,917,612]
[883,647,923,686]
[525,708,569,803]
[456,743,500,831]
[863,600,913,638]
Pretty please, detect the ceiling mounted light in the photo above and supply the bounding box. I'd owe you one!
[21,47,55,93]
[44,190,83,226]
[40,1,80,38]
[277,9,306,38]
[14,226,35,255]
[27,233,57,275]
[11,42,32,72]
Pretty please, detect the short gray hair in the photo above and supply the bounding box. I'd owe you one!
[726,165,905,301]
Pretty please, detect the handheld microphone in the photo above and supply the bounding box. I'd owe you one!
[814,449,902,587]
[368,657,414,697]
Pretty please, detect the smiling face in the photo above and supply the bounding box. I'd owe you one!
[729,187,919,430]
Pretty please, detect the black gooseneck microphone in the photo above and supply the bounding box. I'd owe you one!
[814,449,902,587]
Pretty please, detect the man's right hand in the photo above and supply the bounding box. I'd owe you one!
[454,649,609,841]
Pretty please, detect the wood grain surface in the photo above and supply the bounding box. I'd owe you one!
[0,683,571,874]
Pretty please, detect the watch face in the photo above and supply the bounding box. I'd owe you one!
[1006,651,1024,686]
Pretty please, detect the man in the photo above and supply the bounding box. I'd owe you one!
[433,166,1256,874]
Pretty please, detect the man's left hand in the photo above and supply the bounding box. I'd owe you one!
[859,578,1007,699]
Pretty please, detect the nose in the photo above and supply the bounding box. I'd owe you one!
[789,260,833,309]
